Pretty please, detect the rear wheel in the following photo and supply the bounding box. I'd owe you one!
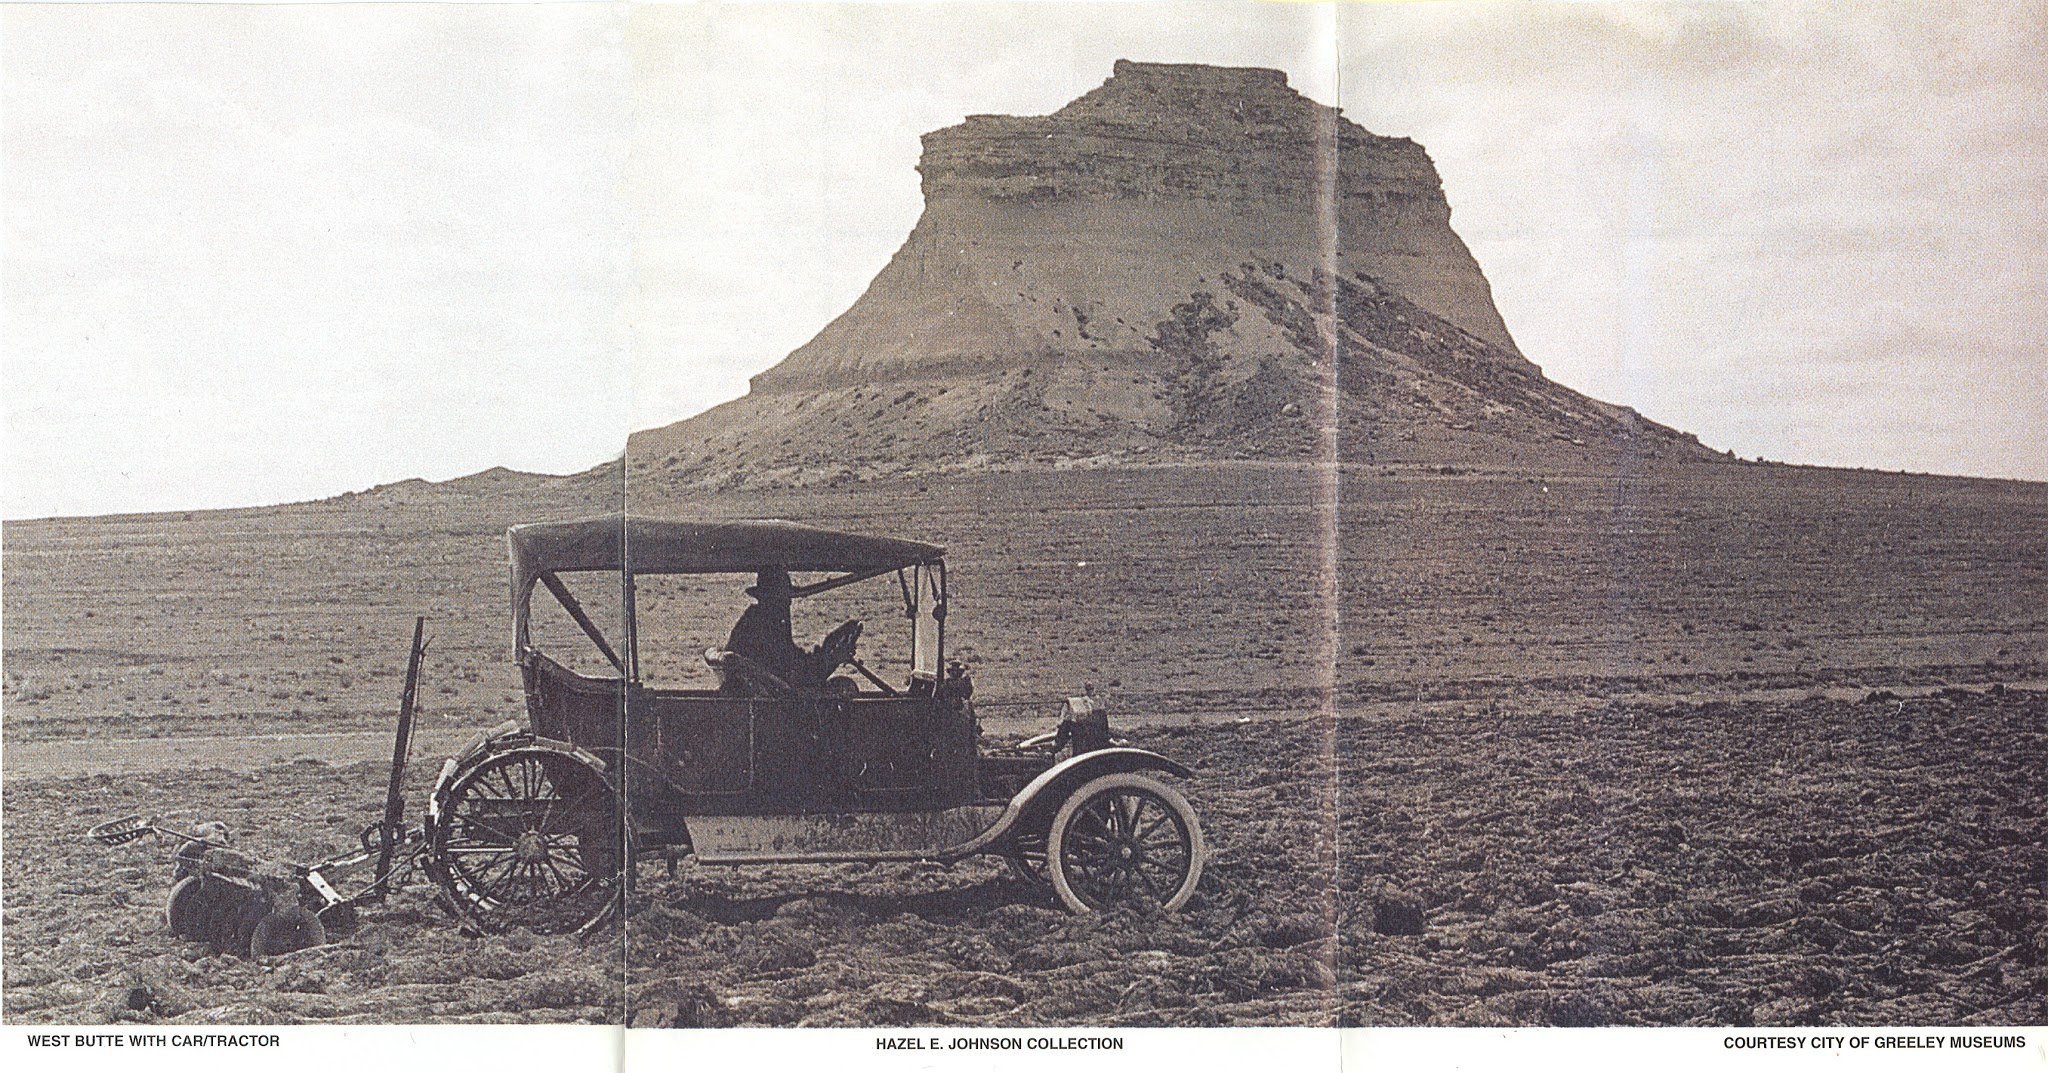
[426,746,625,935]
[1046,773,1204,914]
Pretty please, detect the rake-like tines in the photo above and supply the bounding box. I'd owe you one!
[87,814,160,846]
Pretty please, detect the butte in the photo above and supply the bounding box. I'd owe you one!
[628,59,1719,485]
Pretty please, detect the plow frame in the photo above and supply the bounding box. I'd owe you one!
[86,615,440,952]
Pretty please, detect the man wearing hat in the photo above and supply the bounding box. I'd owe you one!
[722,569,808,693]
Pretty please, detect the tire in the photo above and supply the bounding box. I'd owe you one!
[251,907,327,958]
[425,745,626,936]
[1046,773,1205,914]
[165,876,207,938]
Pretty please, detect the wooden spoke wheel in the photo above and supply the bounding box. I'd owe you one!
[1004,832,1053,891]
[427,746,625,936]
[1046,773,1205,914]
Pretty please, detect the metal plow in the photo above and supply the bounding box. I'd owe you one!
[85,617,435,959]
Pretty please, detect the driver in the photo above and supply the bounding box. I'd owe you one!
[721,570,863,696]
[722,569,809,693]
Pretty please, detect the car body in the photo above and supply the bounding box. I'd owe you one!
[420,514,1206,932]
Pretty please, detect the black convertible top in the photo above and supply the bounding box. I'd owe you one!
[508,514,944,598]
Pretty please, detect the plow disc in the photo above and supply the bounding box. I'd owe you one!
[141,839,329,958]
[84,619,440,959]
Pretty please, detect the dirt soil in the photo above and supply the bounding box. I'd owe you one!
[4,462,2045,1025]
[5,690,2042,1026]
[6,464,2043,745]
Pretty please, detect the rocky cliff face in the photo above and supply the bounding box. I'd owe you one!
[630,60,1716,483]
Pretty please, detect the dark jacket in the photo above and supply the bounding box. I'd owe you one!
[725,598,805,682]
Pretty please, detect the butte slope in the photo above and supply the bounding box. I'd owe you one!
[631,59,1719,483]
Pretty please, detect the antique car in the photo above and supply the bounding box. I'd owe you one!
[419,515,1206,934]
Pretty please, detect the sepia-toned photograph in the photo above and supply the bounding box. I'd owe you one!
[3,0,2043,1044]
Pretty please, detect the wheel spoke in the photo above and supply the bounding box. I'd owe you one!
[472,854,521,897]
[1132,803,1170,842]
[454,812,523,846]
[1135,819,1183,854]
[454,843,516,871]
[1134,858,1184,891]
[1069,816,1112,836]
[541,857,577,889]
[539,785,603,835]
[454,855,513,895]
[1112,794,1138,836]
[1067,834,1114,855]
[534,786,569,833]
[1094,799,1125,838]
[507,861,529,898]
[547,842,591,876]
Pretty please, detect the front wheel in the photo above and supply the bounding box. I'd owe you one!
[425,745,625,936]
[1046,773,1205,914]
[1004,833,1052,891]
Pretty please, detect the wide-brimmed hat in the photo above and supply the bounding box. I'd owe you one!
[745,569,794,598]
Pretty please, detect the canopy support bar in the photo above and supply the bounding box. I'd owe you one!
[791,563,907,601]
[538,571,625,675]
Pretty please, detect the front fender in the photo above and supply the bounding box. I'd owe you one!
[964,747,1194,855]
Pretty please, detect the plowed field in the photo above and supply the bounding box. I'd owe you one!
[6,690,2042,1025]
[4,462,2045,1024]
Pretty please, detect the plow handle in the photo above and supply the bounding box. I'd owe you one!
[373,616,429,899]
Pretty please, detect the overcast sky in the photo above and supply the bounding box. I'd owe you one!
[5,1,2043,518]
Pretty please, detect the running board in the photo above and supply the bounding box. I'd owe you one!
[686,805,1007,864]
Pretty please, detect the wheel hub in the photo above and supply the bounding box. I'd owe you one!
[514,830,548,864]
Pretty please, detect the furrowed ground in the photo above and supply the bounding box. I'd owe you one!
[3,461,2044,1024]
[5,691,2042,1025]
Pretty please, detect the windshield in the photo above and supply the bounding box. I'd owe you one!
[630,573,907,690]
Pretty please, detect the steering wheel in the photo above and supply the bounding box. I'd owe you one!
[815,619,863,671]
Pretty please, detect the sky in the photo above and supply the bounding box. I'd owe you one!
[4,1,2044,518]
